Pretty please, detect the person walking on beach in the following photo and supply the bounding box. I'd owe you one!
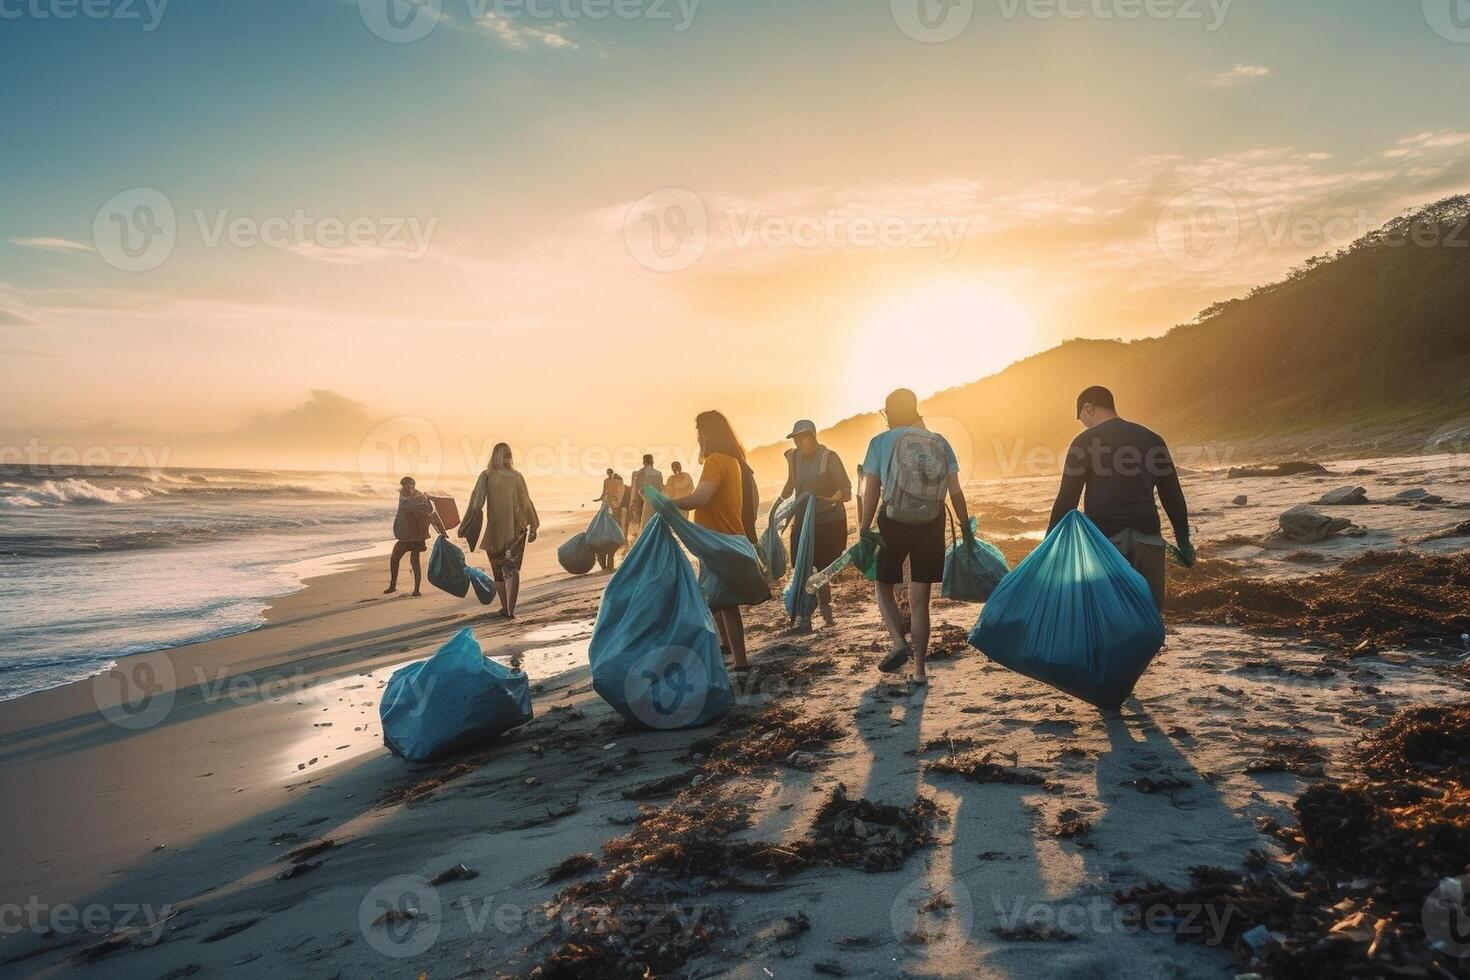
[859,389,971,686]
[386,476,446,596]
[595,468,626,571]
[668,411,755,672]
[1047,385,1193,611]
[664,460,694,502]
[772,419,851,631]
[628,454,664,538]
[467,443,540,618]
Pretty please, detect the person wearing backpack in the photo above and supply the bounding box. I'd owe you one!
[859,389,971,685]
[772,419,852,630]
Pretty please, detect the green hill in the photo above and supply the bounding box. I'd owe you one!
[751,195,1470,483]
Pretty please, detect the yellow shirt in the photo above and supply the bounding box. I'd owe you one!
[665,471,695,500]
[694,453,744,536]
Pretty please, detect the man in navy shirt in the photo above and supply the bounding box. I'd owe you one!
[1047,386,1193,610]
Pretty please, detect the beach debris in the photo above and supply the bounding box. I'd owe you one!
[925,752,1053,788]
[992,922,1078,942]
[1416,519,1470,543]
[427,863,479,886]
[622,770,700,801]
[201,917,261,943]
[1232,495,1249,506]
[1318,486,1369,505]
[1228,462,1328,479]
[1121,776,1190,795]
[1171,550,1470,648]
[1391,487,1444,504]
[544,853,599,884]
[1244,738,1328,777]
[812,960,848,975]
[371,906,417,928]
[286,838,336,863]
[785,750,820,771]
[1272,505,1355,544]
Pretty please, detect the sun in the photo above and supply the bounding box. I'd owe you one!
[846,282,1040,413]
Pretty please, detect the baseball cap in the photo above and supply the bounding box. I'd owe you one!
[787,420,817,439]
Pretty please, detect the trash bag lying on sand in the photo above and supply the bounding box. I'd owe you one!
[942,516,1010,603]
[587,513,733,730]
[380,627,533,761]
[585,502,626,553]
[558,532,597,575]
[784,494,818,620]
[969,510,1164,710]
[644,487,770,608]
[428,535,471,598]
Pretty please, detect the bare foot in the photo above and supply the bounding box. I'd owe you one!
[383,586,397,595]
[410,590,422,597]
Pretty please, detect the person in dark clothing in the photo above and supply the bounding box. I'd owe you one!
[1047,386,1194,610]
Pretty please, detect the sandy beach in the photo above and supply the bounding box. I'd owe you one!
[2,456,1468,979]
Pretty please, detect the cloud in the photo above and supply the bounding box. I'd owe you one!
[1189,64,1272,88]
[7,237,96,254]
[1383,131,1470,159]
[477,11,577,50]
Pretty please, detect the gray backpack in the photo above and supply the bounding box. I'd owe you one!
[883,429,950,525]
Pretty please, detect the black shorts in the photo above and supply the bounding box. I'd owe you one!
[792,517,848,573]
[876,511,945,585]
[393,539,427,554]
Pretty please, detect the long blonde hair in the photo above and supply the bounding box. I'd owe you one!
[489,442,514,471]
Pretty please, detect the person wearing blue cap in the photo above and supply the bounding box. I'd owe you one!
[771,419,852,630]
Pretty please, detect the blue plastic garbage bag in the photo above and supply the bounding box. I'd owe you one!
[586,502,626,553]
[467,566,496,605]
[784,494,818,620]
[587,513,733,730]
[644,487,770,608]
[969,511,1164,710]
[558,532,597,575]
[942,517,1010,603]
[380,628,533,760]
[758,502,789,581]
[428,535,471,598]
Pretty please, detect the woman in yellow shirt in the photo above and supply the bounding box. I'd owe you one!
[668,410,753,671]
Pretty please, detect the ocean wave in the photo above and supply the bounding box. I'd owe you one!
[0,510,384,557]
[0,473,388,508]
[0,478,159,508]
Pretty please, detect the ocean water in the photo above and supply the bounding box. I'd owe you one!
[0,467,454,701]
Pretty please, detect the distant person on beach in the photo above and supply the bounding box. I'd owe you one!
[596,469,626,571]
[668,410,756,672]
[1047,385,1193,611]
[859,389,971,686]
[772,419,851,631]
[664,460,694,503]
[467,443,540,619]
[628,454,664,538]
[386,477,446,596]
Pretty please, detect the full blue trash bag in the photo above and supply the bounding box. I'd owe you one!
[586,502,626,553]
[428,535,471,598]
[558,532,597,575]
[942,517,1010,603]
[467,566,496,605]
[969,511,1165,710]
[380,628,533,761]
[587,513,733,730]
[784,494,818,620]
[645,488,770,608]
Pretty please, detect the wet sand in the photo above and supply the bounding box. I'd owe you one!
[2,456,1468,978]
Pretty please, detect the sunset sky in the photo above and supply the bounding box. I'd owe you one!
[2,0,1469,475]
